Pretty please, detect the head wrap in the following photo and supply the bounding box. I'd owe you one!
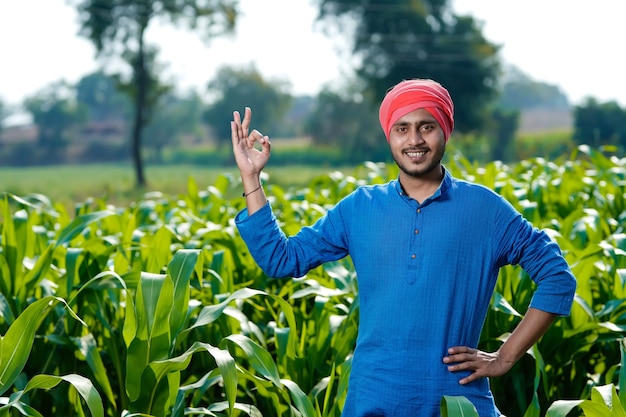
[378,79,454,142]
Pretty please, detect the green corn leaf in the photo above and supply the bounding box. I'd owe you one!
[591,384,626,417]
[281,378,316,417]
[167,249,201,338]
[144,226,174,273]
[0,291,15,325]
[182,288,267,336]
[619,340,626,409]
[71,334,117,407]
[1,373,103,417]
[125,272,173,402]
[0,297,59,395]
[55,210,116,247]
[64,247,84,298]
[223,334,282,386]
[18,243,54,298]
[440,395,479,417]
[139,272,174,359]
[545,400,585,417]
[2,195,19,293]
[146,341,237,416]
[204,400,263,416]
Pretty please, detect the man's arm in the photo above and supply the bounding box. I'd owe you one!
[443,307,556,385]
[231,107,270,215]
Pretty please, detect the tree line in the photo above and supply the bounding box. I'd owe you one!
[0,0,625,188]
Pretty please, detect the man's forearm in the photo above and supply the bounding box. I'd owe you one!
[497,307,557,366]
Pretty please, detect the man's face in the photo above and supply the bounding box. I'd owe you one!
[388,108,446,179]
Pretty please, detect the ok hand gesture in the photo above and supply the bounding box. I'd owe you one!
[231,107,271,179]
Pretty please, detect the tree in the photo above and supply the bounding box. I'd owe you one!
[305,86,385,163]
[203,64,293,146]
[72,0,238,187]
[315,0,501,134]
[76,71,132,121]
[24,81,88,159]
[573,98,626,150]
[144,90,205,162]
[487,107,519,162]
[498,66,570,111]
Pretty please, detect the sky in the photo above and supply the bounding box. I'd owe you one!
[1,0,625,115]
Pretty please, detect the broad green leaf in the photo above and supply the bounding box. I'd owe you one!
[183,288,266,334]
[64,247,84,298]
[147,342,237,416]
[2,374,104,417]
[144,226,174,273]
[55,210,116,247]
[167,249,201,338]
[71,334,117,407]
[0,297,58,395]
[223,334,282,386]
[281,378,316,417]
[17,243,54,299]
[440,395,479,417]
[125,271,173,401]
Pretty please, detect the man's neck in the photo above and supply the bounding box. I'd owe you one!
[399,165,445,203]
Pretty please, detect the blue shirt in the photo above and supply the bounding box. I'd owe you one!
[235,169,576,417]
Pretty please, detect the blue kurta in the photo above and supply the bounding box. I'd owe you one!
[235,169,576,417]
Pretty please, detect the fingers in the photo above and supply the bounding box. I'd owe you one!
[241,107,251,137]
[443,346,476,363]
[443,347,505,385]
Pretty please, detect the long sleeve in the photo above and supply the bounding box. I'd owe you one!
[235,201,349,278]
[493,196,576,315]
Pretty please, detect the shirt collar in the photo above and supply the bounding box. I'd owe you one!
[393,166,452,203]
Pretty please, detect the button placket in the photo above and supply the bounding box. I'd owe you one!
[406,205,423,283]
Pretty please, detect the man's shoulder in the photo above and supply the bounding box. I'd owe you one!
[334,181,397,208]
[351,180,397,197]
[446,175,511,208]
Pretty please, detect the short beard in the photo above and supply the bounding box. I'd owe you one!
[393,145,445,178]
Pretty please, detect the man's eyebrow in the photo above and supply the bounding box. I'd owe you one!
[392,118,436,127]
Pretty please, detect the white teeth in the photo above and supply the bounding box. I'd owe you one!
[406,151,426,157]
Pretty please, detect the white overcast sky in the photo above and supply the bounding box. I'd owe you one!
[1,0,625,108]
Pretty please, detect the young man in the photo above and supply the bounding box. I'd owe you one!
[231,79,576,416]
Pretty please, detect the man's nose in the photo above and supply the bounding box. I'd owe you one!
[408,129,425,144]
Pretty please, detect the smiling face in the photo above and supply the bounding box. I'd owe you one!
[388,108,446,181]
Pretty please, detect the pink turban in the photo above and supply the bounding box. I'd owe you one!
[378,79,454,142]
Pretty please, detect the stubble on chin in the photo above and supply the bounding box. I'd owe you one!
[393,147,445,179]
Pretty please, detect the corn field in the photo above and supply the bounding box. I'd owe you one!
[1,145,625,417]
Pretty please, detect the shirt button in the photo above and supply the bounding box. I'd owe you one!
[416,209,421,213]
[414,229,419,234]
[411,254,416,259]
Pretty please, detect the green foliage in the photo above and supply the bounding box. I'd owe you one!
[204,64,293,145]
[303,87,387,163]
[24,81,88,154]
[76,71,133,121]
[72,0,239,187]
[440,396,479,417]
[573,98,626,151]
[545,340,626,416]
[498,66,570,111]
[316,0,501,134]
[0,147,625,416]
